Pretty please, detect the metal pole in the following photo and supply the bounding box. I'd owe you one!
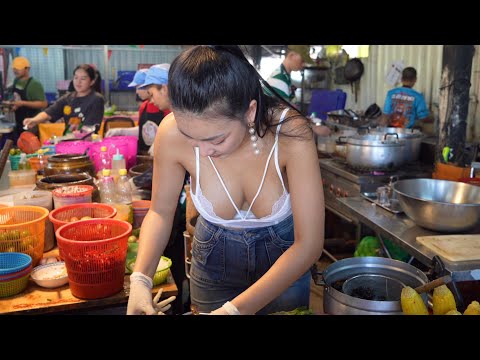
[103,45,110,106]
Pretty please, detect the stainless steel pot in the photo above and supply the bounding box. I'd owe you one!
[345,134,407,170]
[371,127,424,163]
[318,257,428,315]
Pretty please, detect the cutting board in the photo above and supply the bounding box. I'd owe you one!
[416,235,480,262]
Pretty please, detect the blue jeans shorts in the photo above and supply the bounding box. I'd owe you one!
[189,214,311,315]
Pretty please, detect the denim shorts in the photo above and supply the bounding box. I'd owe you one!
[189,214,311,315]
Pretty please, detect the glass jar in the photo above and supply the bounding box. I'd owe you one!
[44,154,96,178]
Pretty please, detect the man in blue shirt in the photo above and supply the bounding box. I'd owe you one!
[381,67,431,128]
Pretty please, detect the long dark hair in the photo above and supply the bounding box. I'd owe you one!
[73,64,102,94]
[168,45,310,139]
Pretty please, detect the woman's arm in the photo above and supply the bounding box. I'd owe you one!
[229,118,325,315]
[23,111,52,128]
[133,113,187,278]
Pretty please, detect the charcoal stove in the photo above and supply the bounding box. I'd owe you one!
[319,156,432,241]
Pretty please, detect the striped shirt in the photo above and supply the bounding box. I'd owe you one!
[266,64,294,101]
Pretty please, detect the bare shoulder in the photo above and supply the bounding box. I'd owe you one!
[154,112,191,161]
[276,107,314,156]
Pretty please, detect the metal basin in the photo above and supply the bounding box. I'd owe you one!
[392,178,480,232]
[319,257,428,315]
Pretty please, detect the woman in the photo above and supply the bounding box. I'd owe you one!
[23,64,105,135]
[127,45,325,315]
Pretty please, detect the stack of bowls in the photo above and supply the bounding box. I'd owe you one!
[132,200,151,228]
[0,253,32,298]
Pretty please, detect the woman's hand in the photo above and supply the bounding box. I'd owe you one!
[23,117,38,129]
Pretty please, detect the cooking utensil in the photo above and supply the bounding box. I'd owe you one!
[345,133,407,170]
[344,58,364,103]
[413,274,452,294]
[342,274,406,301]
[392,178,480,232]
[315,256,429,315]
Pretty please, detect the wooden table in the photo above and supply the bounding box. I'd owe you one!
[0,248,177,315]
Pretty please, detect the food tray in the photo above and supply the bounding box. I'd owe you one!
[361,192,403,214]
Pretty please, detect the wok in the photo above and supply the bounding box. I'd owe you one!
[392,178,480,232]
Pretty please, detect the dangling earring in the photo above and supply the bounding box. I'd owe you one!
[248,122,260,155]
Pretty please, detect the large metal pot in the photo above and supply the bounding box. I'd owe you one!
[371,127,424,163]
[392,178,480,232]
[345,134,407,170]
[318,257,428,315]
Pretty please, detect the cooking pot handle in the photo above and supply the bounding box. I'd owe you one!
[310,264,326,287]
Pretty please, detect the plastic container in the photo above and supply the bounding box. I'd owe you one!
[55,140,92,155]
[132,200,151,228]
[0,206,50,267]
[115,169,132,204]
[8,170,37,187]
[13,190,54,252]
[55,218,131,299]
[99,169,115,203]
[111,149,126,182]
[52,185,94,209]
[99,146,111,171]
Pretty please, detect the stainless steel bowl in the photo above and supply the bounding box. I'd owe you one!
[392,178,480,232]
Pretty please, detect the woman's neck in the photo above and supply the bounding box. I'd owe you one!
[76,89,93,97]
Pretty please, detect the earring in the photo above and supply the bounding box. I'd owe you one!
[248,122,260,155]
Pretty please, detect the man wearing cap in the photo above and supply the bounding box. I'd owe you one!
[266,45,314,103]
[8,56,48,140]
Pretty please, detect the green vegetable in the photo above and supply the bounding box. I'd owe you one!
[270,307,314,315]
[126,256,172,285]
[132,228,141,238]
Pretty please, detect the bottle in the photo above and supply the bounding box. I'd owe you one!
[36,149,47,181]
[18,153,29,170]
[115,169,132,204]
[111,149,126,182]
[99,169,115,203]
[97,146,111,178]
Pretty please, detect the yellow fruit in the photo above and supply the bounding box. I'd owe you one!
[445,309,462,315]
[463,301,480,315]
[401,286,429,315]
[433,285,457,315]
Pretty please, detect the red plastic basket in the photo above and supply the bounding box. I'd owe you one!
[55,218,131,299]
[49,203,118,233]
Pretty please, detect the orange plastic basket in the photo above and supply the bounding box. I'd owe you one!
[0,206,49,267]
[49,203,118,233]
[56,218,131,299]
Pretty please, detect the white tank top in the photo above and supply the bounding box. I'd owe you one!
[190,108,292,229]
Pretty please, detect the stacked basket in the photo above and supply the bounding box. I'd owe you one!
[0,253,32,298]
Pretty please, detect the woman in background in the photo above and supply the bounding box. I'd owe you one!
[24,64,104,135]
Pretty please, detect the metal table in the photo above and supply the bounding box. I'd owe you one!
[337,196,480,282]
